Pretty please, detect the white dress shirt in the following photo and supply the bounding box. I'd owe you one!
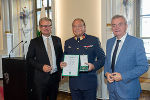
[111,33,127,64]
[42,34,57,73]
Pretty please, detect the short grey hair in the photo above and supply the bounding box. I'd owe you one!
[39,17,52,25]
[111,15,127,24]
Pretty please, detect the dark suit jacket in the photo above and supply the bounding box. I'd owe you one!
[26,35,63,86]
[64,34,105,90]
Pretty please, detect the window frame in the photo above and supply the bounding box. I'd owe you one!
[136,0,150,62]
[35,0,52,31]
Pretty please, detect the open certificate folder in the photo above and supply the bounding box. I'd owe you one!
[62,55,79,76]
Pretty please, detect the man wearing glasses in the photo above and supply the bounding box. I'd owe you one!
[26,17,63,100]
[104,15,149,100]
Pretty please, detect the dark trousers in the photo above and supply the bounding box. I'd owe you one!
[32,73,59,100]
[70,88,97,100]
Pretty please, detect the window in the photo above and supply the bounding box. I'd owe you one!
[138,0,150,60]
[35,0,52,26]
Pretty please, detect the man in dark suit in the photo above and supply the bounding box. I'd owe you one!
[104,15,149,100]
[60,18,105,100]
[26,17,63,100]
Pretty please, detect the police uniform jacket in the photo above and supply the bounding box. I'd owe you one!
[64,33,105,90]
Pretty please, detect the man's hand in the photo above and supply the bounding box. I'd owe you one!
[43,64,52,72]
[111,72,122,82]
[85,63,95,71]
[105,72,114,83]
[60,62,67,69]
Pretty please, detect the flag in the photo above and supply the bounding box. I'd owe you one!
[37,3,46,37]
[40,4,46,19]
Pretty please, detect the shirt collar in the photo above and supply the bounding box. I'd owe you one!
[74,33,87,40]
[42,34,52,40]
[116,33,127,42]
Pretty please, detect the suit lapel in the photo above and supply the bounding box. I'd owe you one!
[116,35,130,65]
[107,38,116,68]
[38,36,49,58]
[51,36,57,56]
[51,36,61,70]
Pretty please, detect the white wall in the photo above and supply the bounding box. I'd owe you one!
[55,0,103,47]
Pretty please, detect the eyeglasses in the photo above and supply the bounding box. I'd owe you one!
[40,25,52,28]
[72,25,84,28]
[111,23,126,28]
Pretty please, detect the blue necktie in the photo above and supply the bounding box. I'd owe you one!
[77,38,80,42]
[111,40,121,72]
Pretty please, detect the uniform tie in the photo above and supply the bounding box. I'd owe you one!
[47,38,53,66]
[77,38,80,42]
[111,40,121,72]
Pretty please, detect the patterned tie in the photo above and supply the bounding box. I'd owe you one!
[47,38,53,66]
[111,40,121,72]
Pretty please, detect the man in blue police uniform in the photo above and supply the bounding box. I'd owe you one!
[60,18,105,100]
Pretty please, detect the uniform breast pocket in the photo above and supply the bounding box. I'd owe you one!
[84,46,95,54]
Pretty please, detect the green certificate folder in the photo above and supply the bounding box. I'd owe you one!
[62,55,79,76]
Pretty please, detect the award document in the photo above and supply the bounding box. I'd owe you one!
[62,55,79,76]
[80,55,88,71]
